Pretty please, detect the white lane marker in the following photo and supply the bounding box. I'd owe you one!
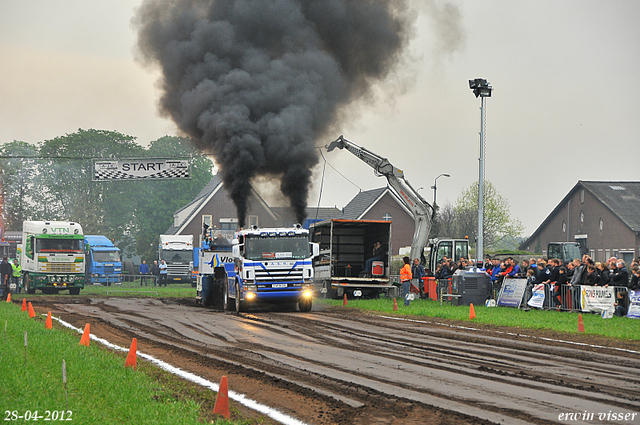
[53,316,309,425]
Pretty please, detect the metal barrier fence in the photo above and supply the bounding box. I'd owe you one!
[105,274,158,295]
[395,275,630,314]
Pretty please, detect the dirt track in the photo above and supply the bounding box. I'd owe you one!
[27,296,640,424]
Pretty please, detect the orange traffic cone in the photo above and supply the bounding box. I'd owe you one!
[124,338,137,369]
[6,293,11,303]
[79,323,90,346]
[393,298,398,311]
[343,294,348,306]
[578,314,585,333]
[45,312,52,329]
[469,303,476,320]
[28,302,36,318]
[21,298,27,311]
[212,376,230,419]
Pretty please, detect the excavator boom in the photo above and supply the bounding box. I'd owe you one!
[326,135,434,263]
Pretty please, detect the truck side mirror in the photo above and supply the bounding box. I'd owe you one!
[310,242,319,258]
[232,245,241,258]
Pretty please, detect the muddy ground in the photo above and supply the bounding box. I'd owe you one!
[20,296,640,424]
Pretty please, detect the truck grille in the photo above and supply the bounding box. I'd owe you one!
[41,263,79,273]
[104,265,114,274]
[255,266,304,282]
[167,265,190,275]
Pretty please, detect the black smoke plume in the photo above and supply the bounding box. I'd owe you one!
[134,0,413,226]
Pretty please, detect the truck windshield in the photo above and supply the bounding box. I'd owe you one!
[93,251,121,262]
[245,235,309,260]
[162,250,193,263]
[548,243,581,262]
[37,238,83,253]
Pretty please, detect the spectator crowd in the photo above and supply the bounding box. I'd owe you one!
[431,254,639,317]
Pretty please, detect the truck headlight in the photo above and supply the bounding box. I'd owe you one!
[246,292,256,300]
[244,284,257,292]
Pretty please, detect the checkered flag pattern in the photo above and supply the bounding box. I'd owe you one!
[94,168,190,181]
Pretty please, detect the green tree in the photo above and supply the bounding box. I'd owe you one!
[37,129,145,236]
[0,129,213,265]
[132,136,213,261]
[0,141,41,230]
[454,181,524,251]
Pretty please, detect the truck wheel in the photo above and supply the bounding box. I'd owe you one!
[223,280,235,311]
[69,288,80,295]
[298,298,312,312]
[323,281,335,299]
[202,276,214,307]
[24,274,35,294]
[235,282,242,313]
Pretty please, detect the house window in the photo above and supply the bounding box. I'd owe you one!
[220,218,238,231]
[580,189,584,203]
[383,213,392,221]
[580,211,584,224]
[248,215,258,228]
[562,220,566,233]
[202,215,212,228]
[599,218,603,231]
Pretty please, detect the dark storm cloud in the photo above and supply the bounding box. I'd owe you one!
[133,0,413,226]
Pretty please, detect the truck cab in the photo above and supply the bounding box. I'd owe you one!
[20,221,85,295]
[158,234,194,283]
[548,242,585,265]
[84,235,122,285]
[198,225,318,312]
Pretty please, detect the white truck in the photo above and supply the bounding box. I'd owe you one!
[197,224,319,312]
[18,221,85,295]
[158,234,194,283]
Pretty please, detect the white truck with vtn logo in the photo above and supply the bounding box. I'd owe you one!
[18,221,85,295]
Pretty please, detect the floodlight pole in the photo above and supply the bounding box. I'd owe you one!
[477,95,486,269]
[469,78,492,269]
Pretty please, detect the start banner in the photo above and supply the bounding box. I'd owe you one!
[580,286,614,313]
[92,158,190,181]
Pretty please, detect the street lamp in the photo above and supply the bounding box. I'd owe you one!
[469,78,492,269]
[430,173,450,207]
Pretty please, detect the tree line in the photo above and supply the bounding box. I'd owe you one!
[430,180,525,253]
[0,129,213,262]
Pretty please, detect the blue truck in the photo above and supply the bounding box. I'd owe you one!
[84,235,122,285]
[197,225,319,312]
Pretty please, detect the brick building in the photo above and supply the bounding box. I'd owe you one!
[519,181,640,264]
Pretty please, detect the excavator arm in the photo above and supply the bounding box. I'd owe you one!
[326,135,435,263]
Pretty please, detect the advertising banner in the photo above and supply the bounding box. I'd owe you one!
[527,284,545,309]
[497,278,527,308]
[580,286,614,313]
[627,290,640,319]
[92,158,190,181]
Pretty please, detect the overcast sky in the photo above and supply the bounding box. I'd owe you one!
[1,0,639,236]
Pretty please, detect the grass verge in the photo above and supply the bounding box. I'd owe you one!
[316,297,640,341]
[0,301,259,425]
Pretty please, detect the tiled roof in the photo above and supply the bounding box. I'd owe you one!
[580,181,640,231]
[164,174,223,235]
[341,187,388,219]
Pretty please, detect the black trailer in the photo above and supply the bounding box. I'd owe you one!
[310,219,394,299]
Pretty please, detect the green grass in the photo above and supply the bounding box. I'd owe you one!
[0,302,257,425]
[317,297,640,341]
